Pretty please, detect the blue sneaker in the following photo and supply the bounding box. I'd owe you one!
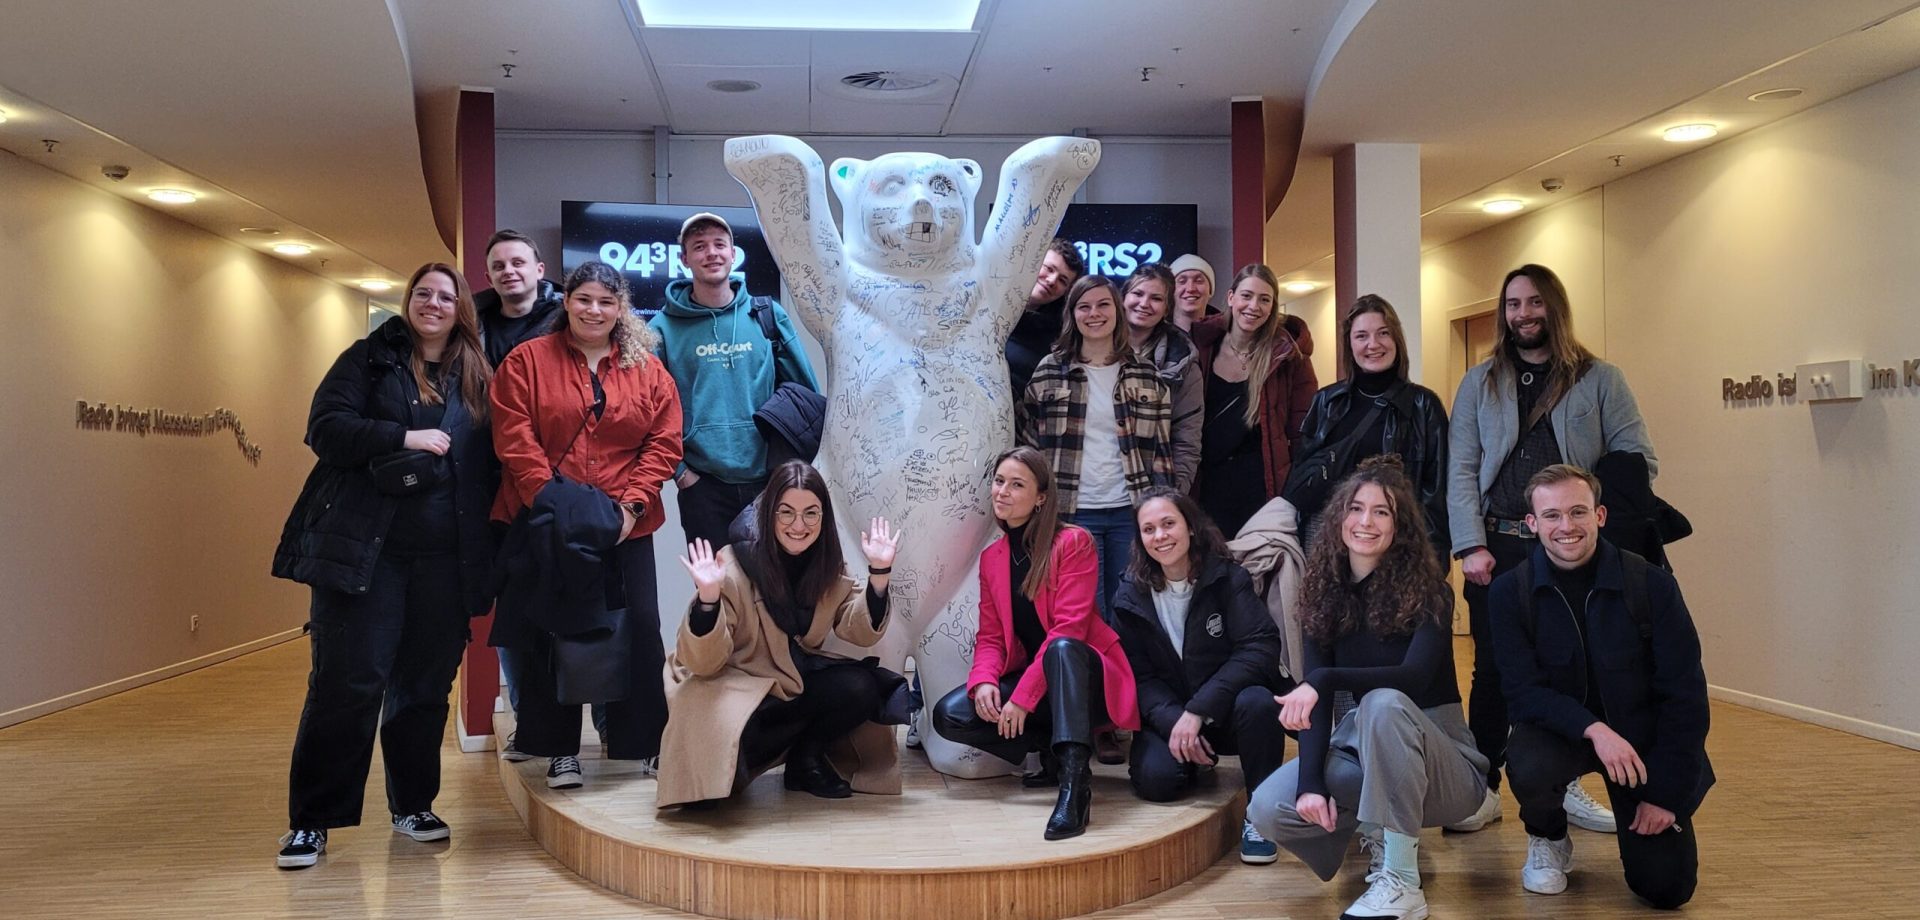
[1240,819,1279,864]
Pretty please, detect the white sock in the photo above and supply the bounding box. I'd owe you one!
[1383,829,1421,888]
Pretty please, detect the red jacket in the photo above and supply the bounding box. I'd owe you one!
[1190,314,1318,499]
[490,332,683,539]
[969,526,1140,730]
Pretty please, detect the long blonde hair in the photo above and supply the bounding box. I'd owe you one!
[1228,263,1287,426]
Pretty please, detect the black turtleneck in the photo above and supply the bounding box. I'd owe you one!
[1002,522,1047,664]
[1547,554,1605,719]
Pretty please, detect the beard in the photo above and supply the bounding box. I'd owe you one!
[1512,324,1549,350]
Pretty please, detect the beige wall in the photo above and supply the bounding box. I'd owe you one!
[0,150,365,722]
[1420,69,1920,745]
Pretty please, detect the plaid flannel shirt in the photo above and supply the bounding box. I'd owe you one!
[1020,354,1176,515]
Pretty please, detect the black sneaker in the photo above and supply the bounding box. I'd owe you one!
[391,811,451,842]
[547,755,583,789]
[276,828,326,869]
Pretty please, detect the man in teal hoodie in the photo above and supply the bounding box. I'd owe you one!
[650,212,819,548]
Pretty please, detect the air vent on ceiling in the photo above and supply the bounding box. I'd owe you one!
[820,69,958,104]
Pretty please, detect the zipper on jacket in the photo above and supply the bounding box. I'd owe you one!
[1549,585,1610,725]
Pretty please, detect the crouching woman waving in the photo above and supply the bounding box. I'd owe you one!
[655,460,903,807]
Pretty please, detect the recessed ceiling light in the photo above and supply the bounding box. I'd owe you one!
[636,0,981,30]
[239,226,281,235]
[358,280,393,292]
[0,109,9,124]
[1747,88,1804,103]
[1282,281,1319,295]
[706,79,762,93]
[1662,123,1719,143]
[1481,199,1525,215]
[147,189,198,204]
[272,243,313,257]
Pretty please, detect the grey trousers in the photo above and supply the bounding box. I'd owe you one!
[1247,690,1490,881]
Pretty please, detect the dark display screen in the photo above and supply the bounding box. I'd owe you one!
[1055,203,1200,279]
[560,201,782,318]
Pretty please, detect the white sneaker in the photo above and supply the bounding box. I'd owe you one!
[1563,781,1616,833]
[1340,871,1429,920]
[636,756,659,777]
[904,713,923,750]
[1521,833,1573,895]
[500,730,533,763]
[547,756,583,789]
[1445,787,1502,832]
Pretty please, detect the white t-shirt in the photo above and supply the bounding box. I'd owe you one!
[1153,578,1194,658]
[1076,361,1129,509]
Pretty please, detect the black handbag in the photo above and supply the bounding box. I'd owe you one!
[550,616,631,705]
[368,449,449,495]
[1282,397,1388,521]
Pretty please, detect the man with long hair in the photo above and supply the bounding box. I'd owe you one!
[1445,264,1656,834]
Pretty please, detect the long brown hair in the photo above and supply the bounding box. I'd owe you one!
[1126,487,1229,592]
[402,263,491,423]
[1051,274,1132,363]
[739,460,846,613]
[1483,263,1594,407]
[992,446,1074,600]
[1297,456,1449,643]
[1226,263,1290,426]
[1339,293,1409,381]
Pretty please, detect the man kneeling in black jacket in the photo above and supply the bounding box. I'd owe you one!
[1493,464,1713,910]
[1111,488,1288,865]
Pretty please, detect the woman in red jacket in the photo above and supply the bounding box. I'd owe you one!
[489,261,684,790]
[1190,263,1318,538]
[930,446,1140,840]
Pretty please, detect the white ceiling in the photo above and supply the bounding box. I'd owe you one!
[6,0,1920,290]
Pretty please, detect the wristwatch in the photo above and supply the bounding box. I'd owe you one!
[624,501,646,519]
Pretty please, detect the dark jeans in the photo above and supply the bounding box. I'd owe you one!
[512,537,668,761]
[1507,723,1699,909]
[676,472,764,550]
[1068,504,1134,625]
[1463,530,1534,790]
[288,551,469,829]
[1130,685,1286,801]
[930,638,1107,764]
[733,662,883,793]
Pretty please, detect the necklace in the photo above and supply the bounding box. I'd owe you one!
[1520,371,1536,386]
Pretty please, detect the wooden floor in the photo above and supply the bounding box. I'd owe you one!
[3,637,1918,919]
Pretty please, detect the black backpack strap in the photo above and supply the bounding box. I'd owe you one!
[1620,549,1655,641]
[750,295,783,356]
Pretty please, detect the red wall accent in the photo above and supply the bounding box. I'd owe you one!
[455,89,499,740]
[1230,99,1265,270]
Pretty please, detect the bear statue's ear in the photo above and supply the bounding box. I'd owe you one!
[830,158,867,208]
[955,159,983,199]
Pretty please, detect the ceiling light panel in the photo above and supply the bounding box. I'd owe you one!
[1662,123,1718,142]
[636,0,981,31]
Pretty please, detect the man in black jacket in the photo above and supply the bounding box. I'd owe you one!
[477,229,564,366]
[1004,238,1084,403]
[1492,464,1712,910]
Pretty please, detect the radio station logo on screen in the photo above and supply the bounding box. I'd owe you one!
[560,201,782,319]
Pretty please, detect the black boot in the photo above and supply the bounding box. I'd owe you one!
[1044,743,1093,840]
[1023,748,1059,788]
[782,742,853,799]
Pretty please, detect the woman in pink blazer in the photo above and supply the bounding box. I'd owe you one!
[932,446,1140,840]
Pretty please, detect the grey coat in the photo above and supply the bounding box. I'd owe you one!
[1447,358,1655,555]
[1139,326,1203,492]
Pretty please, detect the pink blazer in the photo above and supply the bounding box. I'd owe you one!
[968,526,1141,731]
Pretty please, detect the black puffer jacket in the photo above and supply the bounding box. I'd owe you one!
[477,278,564,367]
[1111,555,1283,737]
[1294,377,1450,558]
[271,316,498,614]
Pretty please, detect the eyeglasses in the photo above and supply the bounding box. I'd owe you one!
[775,507,823,527]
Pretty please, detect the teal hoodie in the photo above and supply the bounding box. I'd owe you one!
[649,280,819,483]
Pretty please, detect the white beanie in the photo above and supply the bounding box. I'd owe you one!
[1169,254,1214,289]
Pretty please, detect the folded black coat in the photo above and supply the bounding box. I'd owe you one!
[725,381,829,545]
[1594,450,1692,571]
[489,475,626,649]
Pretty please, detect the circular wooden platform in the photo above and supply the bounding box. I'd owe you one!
[494,714,1244,920]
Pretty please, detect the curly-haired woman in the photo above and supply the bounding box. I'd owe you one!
[1246,457,1488,920]
[489,261,684,791]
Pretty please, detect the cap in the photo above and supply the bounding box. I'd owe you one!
[678,211,732,245]
[1168,254,1214,289]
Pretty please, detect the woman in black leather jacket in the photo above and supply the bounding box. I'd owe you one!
[1291,295,1449,559]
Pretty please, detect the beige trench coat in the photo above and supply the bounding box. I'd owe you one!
[655,547,900,808]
